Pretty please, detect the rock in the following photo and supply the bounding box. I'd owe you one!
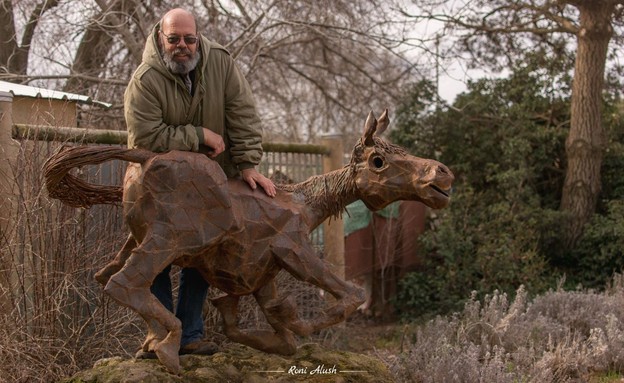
[60,343,395,383]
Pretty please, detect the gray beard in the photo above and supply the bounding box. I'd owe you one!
[162,47,201,74]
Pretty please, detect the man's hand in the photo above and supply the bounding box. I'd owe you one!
[202,128,225,157]
[241,168,276,197]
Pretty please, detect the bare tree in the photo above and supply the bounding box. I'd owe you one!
[0,0,60,75]
[63,0,144,94]
[413,0,624,247]
[1,0,434,145]
[213,1,424,143]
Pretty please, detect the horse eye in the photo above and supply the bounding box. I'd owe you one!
[372,156,384,168]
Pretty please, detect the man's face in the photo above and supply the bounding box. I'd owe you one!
[160,15,200,74]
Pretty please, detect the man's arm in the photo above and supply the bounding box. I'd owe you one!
[221,55,275,196]
[124,71,203,152]
[222,57,264,169]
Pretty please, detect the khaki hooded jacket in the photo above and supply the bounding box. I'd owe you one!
[124,22,263,177]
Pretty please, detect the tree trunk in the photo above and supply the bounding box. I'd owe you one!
[63,18,117,93]
[560,2,613,247]
[0,0,20,73]
[64,0,142,93]
[0,0,60,76]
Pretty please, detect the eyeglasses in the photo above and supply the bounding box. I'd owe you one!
[160,31,198,45]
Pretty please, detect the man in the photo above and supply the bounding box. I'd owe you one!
[124,8,276,357]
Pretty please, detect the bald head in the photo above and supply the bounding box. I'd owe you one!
[161,8,196,34]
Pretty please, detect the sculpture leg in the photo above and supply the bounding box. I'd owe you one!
[253,281,297,354]
[263,293,313,337]
[94,234,137,286]
[103,233,181,374]
[273,244,365,333]
[210,285,296,355]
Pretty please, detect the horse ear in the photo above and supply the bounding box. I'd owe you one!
[376,109,389,135]
[363,111,377,146]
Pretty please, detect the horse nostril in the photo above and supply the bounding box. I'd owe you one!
[437,165,447,174]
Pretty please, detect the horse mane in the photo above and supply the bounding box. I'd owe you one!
[277,165,358,219]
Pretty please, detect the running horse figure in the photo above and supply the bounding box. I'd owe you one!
[44,110,454,374]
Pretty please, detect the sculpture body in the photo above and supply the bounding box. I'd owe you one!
[44,111,454,374]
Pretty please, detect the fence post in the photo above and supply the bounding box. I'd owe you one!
[0,91,17,313]
[321,133,345,279]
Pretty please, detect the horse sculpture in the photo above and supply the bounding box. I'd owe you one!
[44,110,454,374]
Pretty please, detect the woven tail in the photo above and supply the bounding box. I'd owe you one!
[43,145,155,208]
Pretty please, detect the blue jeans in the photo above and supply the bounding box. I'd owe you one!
[151,266,209,348]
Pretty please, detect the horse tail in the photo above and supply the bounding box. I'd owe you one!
[43,145,156,208]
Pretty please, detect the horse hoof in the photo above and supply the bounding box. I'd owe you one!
[265,295,297,319]
[293,323,314,337]
[347,285,367,308]
[155,342,181,375]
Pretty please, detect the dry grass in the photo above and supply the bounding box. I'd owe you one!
[377,277,624,383]
[0,140,142,383]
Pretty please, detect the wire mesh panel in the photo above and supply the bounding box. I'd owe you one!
[259,150,324,184]
[259,147,326,253]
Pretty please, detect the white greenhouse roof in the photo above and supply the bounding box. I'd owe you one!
[0,80,111,108]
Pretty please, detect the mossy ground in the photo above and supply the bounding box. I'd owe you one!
[61,341,394,383]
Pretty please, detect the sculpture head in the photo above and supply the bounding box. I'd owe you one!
[350,109,454,211]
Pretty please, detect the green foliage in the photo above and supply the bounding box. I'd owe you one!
[600,100,624,203]
[391,54,624,320]
[571,200,624,290]
[563,98,624,289]
[394,188,557,318]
